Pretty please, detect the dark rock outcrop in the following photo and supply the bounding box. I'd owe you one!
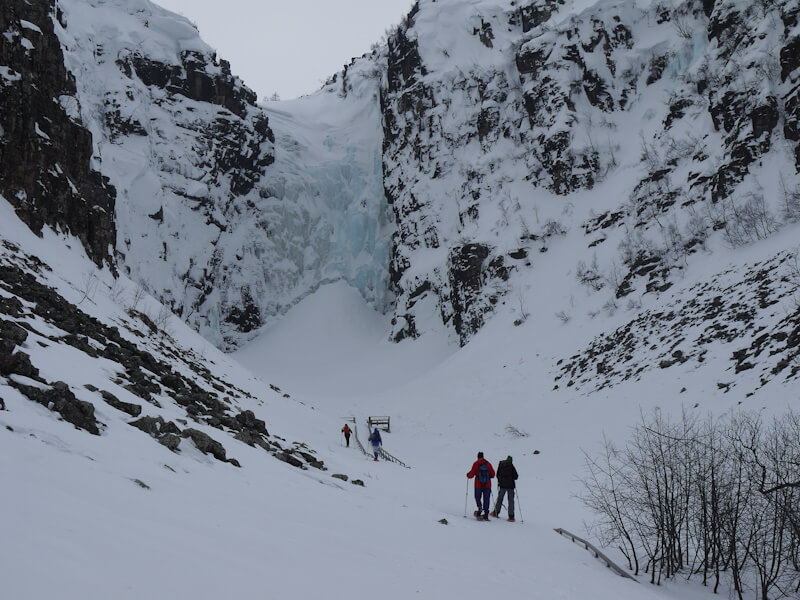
[0,0,116,266]
[100,390,141,417]
[181,428,228,462]
[13,380,100,435]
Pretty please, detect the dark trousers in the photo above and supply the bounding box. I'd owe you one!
[494,487,515,518]
[344,434,350,447]
[474,488,490,513]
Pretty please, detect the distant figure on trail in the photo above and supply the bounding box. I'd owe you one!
[368,427,382,461]
[342,423,351,447]
[491,456,519,521]
[467,451,495,520]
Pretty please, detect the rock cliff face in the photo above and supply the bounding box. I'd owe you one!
[53,0,278,348]
[0,0,115,266]
[379,0,800,345]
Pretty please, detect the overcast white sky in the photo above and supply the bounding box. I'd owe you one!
[155,0,416,100]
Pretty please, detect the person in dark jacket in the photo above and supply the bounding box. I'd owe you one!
[368,427,382,461]
[341,423,351,447]
[467,451,495,520]
[491,456,519,521]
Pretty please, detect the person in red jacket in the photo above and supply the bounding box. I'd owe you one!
[341,423,351,447]
[467,451,495,520]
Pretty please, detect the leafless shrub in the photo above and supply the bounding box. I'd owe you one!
[718,192,778,247]
[685,206,709,248]
[618,226,653,267]
[580,409,800,595]
[786,249,800,284]
[664,134,700,165]
[781,178,800,223]
[153,305,173,340]
[671,13,694,40]
[555,310,572,324]
[107,279,126,304]
[785,248,800,313]
[76,271,99,305]
[640,136,663,172]
[542,219,567,237]
[604,260,624,293]
[514,289,530,326]
[577,255,605,291]
[505,425,529,438]
[129,282,147,311]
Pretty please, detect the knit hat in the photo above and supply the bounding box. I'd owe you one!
[507,456,513,462]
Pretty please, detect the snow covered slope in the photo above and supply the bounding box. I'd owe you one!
[0,197,661,600]
[0,198,744,599]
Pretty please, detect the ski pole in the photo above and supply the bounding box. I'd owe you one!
[464,478,469,518]
[516,488,524,523]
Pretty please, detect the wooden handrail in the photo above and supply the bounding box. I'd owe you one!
[351,422,370,457]
[377,446,410,469]
[554,528,637,582]
[367,416,390,432]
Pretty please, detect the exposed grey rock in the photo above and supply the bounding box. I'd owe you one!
[11,380,99,435]
[0,319,27,354]
[158,434,181,452]
[181,428,227,462]
[129,416,166,437]
[100,390,141,417]
[233,429,270,451]
[0,350,38,379]
[275,452,305,469]
[332,474,348,482]
[235,410,268,436]
[296,450,325,470]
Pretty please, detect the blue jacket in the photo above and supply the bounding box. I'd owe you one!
[369,429,382,446]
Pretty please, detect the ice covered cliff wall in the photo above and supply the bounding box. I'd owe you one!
[5,0,799,352]
[378,0,800,345]
[49,0,391,349]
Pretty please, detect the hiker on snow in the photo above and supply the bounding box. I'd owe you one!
[342,423,351,447]
[467,451,495,520]
[368,427,382,461]
[491,455,518,521]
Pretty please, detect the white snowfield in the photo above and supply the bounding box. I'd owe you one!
[2,0,799,597]
[2,199,791,600]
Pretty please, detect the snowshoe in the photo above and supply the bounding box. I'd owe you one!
[490,510,497,518]
[507,517,515,522]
